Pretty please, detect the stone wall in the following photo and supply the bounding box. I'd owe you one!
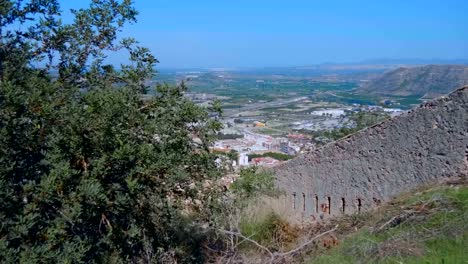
[273,87,468,221]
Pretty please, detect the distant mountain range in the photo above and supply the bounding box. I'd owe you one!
[159,63,468,99]
[358,65,468,98]
[355,58,468,65]
[157,58,468,73]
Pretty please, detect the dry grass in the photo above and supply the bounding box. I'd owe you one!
[206,193,343,263]
[242,195,296,224]
[308,183,468,264]
[208,183,468,263]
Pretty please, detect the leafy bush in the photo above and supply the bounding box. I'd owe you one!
[0,1,222,262]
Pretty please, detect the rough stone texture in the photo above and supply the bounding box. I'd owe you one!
[274,87,468,221]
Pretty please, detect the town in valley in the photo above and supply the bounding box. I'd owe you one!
[153,65,415,168]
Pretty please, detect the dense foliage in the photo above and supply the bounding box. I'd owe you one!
[0,1,222,262]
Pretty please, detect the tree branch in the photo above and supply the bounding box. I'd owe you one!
[219,224,339,263]
[220,229,274,258]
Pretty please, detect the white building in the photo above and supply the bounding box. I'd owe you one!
[238,153,249,166]
[311,109,346,118]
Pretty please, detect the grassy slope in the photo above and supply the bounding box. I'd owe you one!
[308,184,468,264]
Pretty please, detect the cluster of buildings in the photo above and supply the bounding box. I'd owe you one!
[291,106,404,131]
[213,129,313,168]
[355,104,404,117]
[214,131,307,155]
[250,157,281,167]
[212,105,405,169]
[290,117,352,131]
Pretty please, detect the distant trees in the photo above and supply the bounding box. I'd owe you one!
[216,132,244,140]
[248,152,293,161]
[320,112,390,141]
[0,1,222,262]
[234,118,244,124]
[352,111,390,130]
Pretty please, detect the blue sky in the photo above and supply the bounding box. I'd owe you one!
[61,0,468,68]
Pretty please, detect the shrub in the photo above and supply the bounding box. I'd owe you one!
[239,212,299,251]
[0,1,222,262]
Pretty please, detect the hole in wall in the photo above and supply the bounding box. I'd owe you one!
[373,197,381,206]
[357,198,362,213]
[302,193,306,211]
[465,146,468,162]
[292,192,296,209]
[341,198,346,213]
[327,197,331,215]
[315,195,319,213]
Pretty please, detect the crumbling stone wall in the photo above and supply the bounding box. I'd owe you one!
[274,87,468,221]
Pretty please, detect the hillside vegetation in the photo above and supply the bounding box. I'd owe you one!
[308,183,468,263]
[359,65,468,98]
[209,181,468,263]
[0,1,223,262]
[1,1,466,263]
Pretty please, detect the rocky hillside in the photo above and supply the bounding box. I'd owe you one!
[358,65,468,98]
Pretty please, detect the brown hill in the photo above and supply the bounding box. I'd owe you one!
[358,65,468,98]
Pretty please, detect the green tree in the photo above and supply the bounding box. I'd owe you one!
[0,1,222,262]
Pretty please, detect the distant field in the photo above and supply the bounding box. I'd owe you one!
[155,71,422,110]
[252,127,285,136]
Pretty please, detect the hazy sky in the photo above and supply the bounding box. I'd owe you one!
[61,0,468,68]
